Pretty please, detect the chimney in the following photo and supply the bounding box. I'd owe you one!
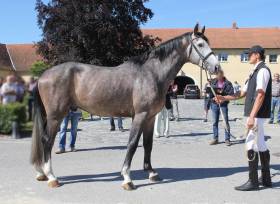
[232,22,238,29]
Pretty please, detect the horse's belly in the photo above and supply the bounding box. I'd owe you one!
[79,94,134,117]
[74,68,135,117]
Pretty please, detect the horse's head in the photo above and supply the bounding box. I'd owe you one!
[186,24,220,74]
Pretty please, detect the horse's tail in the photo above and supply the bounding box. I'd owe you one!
[30,84,47,167]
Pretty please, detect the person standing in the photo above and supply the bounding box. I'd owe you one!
[209,70,234,146]
[15,77,26,103]
[203,80,212,122]
[216,45,272,191]
[0,76,4,104]
[56,108,82,154]
[27,77,37,121]
[169,81,179,121]
[233,81,241,105]
[154,93,172,138]
[268,73,280,124]
[0,75,17,105]
[110,117,124,132]
[0,76,3,88]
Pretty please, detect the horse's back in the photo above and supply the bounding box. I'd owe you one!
[38,61,156,117]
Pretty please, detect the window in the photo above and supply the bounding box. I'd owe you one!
[218,53,228,62]
[241,52,249,62]
[269,54,278,63]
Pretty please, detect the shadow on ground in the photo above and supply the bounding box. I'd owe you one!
[76,145,141,152]
[58,165,280,189]
[168,132,212,138]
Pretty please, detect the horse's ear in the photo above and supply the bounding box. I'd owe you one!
[194,23,199,34]
[201,26,205,34]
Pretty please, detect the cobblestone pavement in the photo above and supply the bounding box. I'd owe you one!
[0,99,280,204]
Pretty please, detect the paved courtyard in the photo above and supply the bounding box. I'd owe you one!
[0,99,280,204]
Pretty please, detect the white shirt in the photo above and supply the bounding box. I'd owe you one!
[242,61,270,93]
[0,82,17,104]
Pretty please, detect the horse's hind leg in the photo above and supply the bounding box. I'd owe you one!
[35,165,48,181]
[42,117,61,187]
[121,112,147,190]
[143,116,161,182]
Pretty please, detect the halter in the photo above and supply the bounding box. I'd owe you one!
[188,34,215,70]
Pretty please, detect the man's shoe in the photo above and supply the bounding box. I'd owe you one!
[259,150,272,187]
[70,147,77,152]
[209,139,218,145]
[235,150,259,191]
[170,117,175,121]
[55,148,65,154]
[235,180,259,191]
[225,140,231,146]
[203,119,208,122]
[268,120,274,124]
[110,127,116,131]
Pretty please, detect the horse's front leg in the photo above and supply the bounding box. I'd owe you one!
[121,112,147,190]
[143,116,162,182]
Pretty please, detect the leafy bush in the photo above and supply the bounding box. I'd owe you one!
[0,103,27,134]
[30,60,49,77]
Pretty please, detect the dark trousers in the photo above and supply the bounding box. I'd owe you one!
[110,117,123,129]
[28,98,34,121]
[211,103,230,141]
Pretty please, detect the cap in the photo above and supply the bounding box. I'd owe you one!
[245,45,265,56]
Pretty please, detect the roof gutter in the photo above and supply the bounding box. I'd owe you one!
[5,45,16,71]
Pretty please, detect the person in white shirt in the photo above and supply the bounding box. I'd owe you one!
[232,81,241,105]
[215,45,272,191]
[1,75,17,105]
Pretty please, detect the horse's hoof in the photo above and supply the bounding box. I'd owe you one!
[150,174,162,182]
[36,175,48,181]
[122,182,136,191]
[48,180,60,188]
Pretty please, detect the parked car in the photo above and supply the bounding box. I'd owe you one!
[184,85,200,99]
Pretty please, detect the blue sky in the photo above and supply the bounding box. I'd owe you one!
[0,0,279,43]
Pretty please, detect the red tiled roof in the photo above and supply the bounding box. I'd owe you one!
[1,27,280,72]
[143,27,280,49]
[0,43,13,71]
[6,44,42,72]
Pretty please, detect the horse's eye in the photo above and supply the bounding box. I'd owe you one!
[198,43,203,47]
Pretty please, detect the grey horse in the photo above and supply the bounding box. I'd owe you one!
[30,24,220,190]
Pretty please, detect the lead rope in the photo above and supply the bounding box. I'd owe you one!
[204,70,258,161]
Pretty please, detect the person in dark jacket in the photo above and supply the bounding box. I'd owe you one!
[203,79,212,122]
[209,70,234,146]
[169,81,179,121]
[215,45,272,191]
[154,90,172,138]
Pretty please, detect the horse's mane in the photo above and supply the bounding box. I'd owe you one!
[129,31,209,65]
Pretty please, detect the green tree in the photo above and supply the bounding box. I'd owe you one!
[30,60,49,77]
[35,0,160,66]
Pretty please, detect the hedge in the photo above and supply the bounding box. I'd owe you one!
[0,103,27,134]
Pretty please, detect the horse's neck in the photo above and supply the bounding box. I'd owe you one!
[152,49,187,89]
